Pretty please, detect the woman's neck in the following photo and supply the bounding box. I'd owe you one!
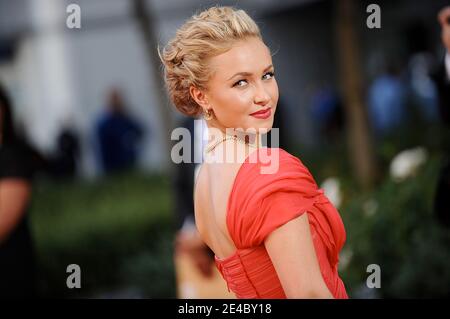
[206,124,263,148]
[204,125,263,163]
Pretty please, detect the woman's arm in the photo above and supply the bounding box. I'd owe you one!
[264,213,334,299]
[0,179,31,243]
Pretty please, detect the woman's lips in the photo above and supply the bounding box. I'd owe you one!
[250,108,271,119]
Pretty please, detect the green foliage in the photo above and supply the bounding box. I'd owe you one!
[29,171,176,298]
[338,155,450,298]
[297,125,450,298]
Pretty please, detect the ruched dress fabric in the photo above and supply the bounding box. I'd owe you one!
[214,148,348,299]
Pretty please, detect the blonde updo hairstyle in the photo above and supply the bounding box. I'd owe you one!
[159,6,262,117]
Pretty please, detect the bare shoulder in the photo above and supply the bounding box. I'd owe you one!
[194,160,242,220]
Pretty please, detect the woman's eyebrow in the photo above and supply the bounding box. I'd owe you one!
[227,64,273,81]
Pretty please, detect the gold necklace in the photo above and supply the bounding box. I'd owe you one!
[204,134,257,154]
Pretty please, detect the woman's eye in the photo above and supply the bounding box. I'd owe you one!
[233,72,275,87]
[233,79,247,87]
[263,71,275,80]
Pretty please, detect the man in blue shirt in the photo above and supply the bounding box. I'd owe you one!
[95,89,143,173]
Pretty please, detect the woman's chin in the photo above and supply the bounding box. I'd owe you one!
[253,119,274,134]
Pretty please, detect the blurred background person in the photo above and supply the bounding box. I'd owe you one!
[310,84,345,144]
[47,117,80,180]
[0,84,44,298]
[433,6,450,228]
[368,63,407,139]
[432,6,450,127]
[407,53,439,124]
[95,88,144,174]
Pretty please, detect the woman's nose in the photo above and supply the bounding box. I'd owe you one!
[254,83,271,105]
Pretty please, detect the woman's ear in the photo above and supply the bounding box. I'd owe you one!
[189,86,209,111]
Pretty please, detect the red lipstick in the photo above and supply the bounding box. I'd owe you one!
[250,108,271,119]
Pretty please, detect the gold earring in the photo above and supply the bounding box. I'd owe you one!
[203,109,213,121]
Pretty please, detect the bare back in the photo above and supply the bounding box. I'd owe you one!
[194,143,258,259]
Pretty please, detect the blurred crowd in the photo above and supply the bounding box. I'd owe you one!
[0,84,146,297]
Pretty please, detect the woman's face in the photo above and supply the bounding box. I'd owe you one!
[203,37,279,135]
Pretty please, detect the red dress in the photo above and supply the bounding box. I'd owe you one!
[214,148,348,299]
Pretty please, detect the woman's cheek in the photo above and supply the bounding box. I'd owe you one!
[237,90,254,110]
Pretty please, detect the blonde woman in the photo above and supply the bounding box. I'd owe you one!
[160,6,348,299]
